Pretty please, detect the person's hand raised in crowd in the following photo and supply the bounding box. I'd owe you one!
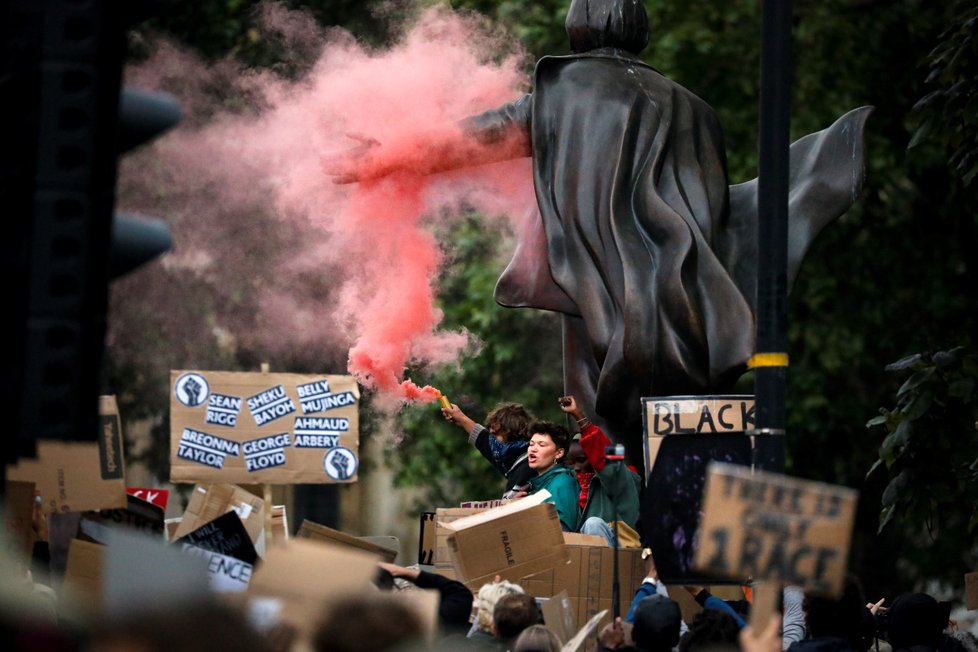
[558,395,586,421]
[866,598,886,616]
[599,617,625,649]
[378,562,420,582]
[739,615,782,652]
[441,403,476,433]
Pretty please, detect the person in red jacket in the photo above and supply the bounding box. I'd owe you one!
[558,396,642,545]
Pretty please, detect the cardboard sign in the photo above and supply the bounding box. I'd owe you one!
[7,395,127,514]
[248,538,379,636]
[127,488,169,510]
[643,395,755,437]
[296,519,397,563]
[966,572,978,610]
[540,590,577,644]
[177,511,258,565]
[180,544,254,592]
[63,538,105,608]
[78,494,166,544]
[693,462,858,596]
[3,480,36,564]
[102,528,210,618]
[173,484,265,544]
[561,609,609,652]
[169,370,360,484]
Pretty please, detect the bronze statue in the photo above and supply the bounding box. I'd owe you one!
[332,0,870,455]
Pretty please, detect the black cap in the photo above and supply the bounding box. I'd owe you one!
[632,594,682,651]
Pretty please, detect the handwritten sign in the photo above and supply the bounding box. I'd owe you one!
[170,370,360,484]
[644,396,755,437]
[176,511,258,565]
[693,462,858,596]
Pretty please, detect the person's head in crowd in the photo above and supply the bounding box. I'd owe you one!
[632,594,682,652]
[527,421,570,473]
[679,609,740,652]
[474,579,525,634]
[512,624,561,652]
[492,593,540,642]
[565,438,594,474]
[803,574,874,651]
[486,403,535,443]
[89,601,272,652]
[886,592,946,652]
[313,593,426,652]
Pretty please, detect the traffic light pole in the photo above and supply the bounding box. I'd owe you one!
[752,0,792,474]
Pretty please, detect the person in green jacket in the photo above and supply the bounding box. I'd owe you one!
[559,396,642,546]
[525,421,580,531]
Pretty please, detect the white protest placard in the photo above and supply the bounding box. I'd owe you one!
[180,544,254,593]
[693,462,858,596]
[170,370,360,484]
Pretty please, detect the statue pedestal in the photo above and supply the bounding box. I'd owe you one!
[639,395,754,584]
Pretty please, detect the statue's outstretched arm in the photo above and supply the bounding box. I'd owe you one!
[326,94,532,184]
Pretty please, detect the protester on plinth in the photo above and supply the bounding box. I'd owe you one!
[442,401,536,499]
[524,421,580,531]
[559,395,641,545]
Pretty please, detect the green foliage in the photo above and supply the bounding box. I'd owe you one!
[392,215,563,507]
[910,2,978,185]
[865,348,978,582]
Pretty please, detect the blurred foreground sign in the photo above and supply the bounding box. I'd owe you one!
[693,462,858,596]
[170,370,360,484]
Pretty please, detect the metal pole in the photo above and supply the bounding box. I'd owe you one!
[752,0,792,473]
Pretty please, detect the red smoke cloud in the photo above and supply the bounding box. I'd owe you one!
[114,3,535,407]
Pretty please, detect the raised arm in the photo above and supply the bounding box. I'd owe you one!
[327,94,532,184]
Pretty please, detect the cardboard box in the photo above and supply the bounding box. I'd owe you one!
[7,396,127,515]
[173,484,265,544]
[170,370,360,485]
[434,507,484,565]
[447,503,570,590]
[521,543,645,639]
[296,519,397,563]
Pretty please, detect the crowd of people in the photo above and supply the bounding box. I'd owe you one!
[2,395,975,651]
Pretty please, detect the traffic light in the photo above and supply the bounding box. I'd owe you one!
[1,0,179,464]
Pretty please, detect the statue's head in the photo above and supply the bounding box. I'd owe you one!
[565,0,650,55]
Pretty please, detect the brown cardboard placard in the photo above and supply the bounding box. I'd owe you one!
[540,589,577,644]
[7,396,127,515]
[170,370,360,484]
[3,480,36,564]
[560,609,609,652]
[966,572,978,610]
[247,538,379,636]
[296,519,397,563]
[173,484,265,544]
[62,538,104,607]
[271,505,289,544]
[693,462,858,596]
[643,395,754,473]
